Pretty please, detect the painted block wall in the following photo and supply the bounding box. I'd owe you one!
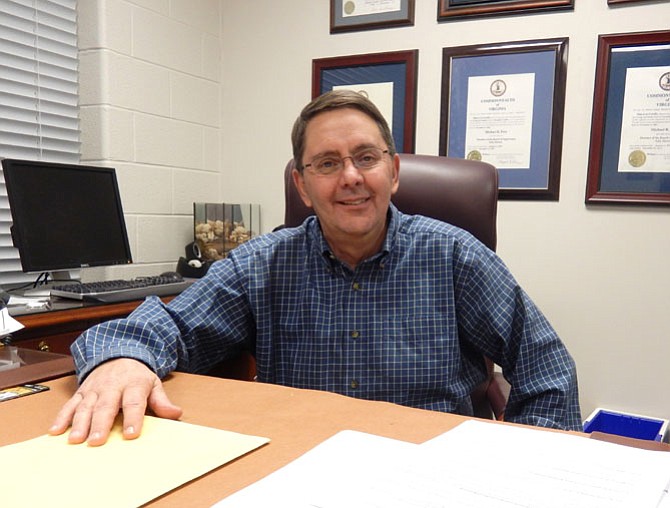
[78,0,222,279]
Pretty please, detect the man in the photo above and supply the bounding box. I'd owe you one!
[49,90,581,446]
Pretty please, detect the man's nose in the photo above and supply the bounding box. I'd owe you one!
[340,157,363,183]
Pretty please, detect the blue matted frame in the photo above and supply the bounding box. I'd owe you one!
[440,38,568,200]
[586,30,670,206]
[313,50,418,153]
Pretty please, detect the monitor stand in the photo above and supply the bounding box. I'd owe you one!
[22,270,79,297]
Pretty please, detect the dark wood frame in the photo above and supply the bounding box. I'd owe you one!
[440,38,568,200]
[585,30,670,205]
[608,0,660,4]
[330,0,415,33]
[312,50,418,153]
[437,0,573,20]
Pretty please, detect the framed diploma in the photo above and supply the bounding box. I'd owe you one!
[438,0,574,21]
[313,50,418,153]
[330,0,415,33]
[586,30,670,205]
[440,38,568,200]
[607,0,661,4]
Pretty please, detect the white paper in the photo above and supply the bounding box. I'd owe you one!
[214,430,418,507]
[215,420,670,508]
[0,307,25,337]
[618,66,670,173]
[465,73,535,169]
[342,0,401,18]
[422,420,670,507]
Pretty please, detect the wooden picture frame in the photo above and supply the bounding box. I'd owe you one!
[585,30,670,205]
[313,50,418,153]
[440,38,568,200]
[437,0,574,21]
[608,0,663,4]
[330,0,415,33]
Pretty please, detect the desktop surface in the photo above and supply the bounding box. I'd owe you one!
[2,373,667,507]
[0,373,471,507]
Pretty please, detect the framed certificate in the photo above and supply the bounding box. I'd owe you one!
[313,50,418,153]
[437,0,573,21]
[585,30,670,205]
[440,38,568,200]
[330,0,415,33]
[607,0,663,4]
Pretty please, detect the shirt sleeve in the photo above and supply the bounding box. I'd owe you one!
[70,257,254,383]
[452,239,582,431]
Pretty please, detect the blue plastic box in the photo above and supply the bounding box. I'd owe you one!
[583,408,669,442]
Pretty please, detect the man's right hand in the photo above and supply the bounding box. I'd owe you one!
[48,358,183,446]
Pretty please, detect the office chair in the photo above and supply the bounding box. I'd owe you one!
[283,153,510,420]
[210,153,510,420]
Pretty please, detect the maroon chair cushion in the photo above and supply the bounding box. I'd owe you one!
[283,154,498,251]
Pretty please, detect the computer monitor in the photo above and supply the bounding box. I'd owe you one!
[1,159,133,284]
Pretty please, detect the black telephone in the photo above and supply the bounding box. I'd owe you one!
[176,241,212,278]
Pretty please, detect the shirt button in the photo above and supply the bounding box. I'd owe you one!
[352,281,362,291]
[350,379,359,389]
[350,330,360,339]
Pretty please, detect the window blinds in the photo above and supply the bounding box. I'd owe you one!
[0,0,79,285]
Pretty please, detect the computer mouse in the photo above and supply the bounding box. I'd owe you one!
[159,271,184,283]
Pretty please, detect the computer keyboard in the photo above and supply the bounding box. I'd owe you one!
[50,274,194,303]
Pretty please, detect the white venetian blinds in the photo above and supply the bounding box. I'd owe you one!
[0,0,79,285]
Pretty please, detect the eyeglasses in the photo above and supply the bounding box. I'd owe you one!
[303,147,389,176]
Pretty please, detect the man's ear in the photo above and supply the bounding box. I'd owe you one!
[292,167,313,208]
[390,153,400,195]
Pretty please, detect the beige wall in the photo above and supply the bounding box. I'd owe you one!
[78,0,222,279]
[79,1,670,424]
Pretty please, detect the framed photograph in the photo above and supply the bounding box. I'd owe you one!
[440,38,568,200]
[330,0,415,33]
[586,31,670,205]
[437,0,574,21]
[313,50,418,153]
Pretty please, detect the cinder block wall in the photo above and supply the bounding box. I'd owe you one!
[78,0,222,280]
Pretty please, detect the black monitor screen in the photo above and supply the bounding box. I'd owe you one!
[2,159,133,273]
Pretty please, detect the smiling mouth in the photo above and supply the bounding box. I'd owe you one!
[339,197,369,206]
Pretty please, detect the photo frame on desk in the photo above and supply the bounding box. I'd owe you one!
[440,38,568,200]
[330,0,415,33]
[313,50,418,153]
[437,0,574,21]
[585,30,670,206]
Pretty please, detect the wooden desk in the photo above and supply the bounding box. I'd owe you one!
[0,348,74,389]
[1,373,668,506]
[9,298,172,354]
[1,373,473,507]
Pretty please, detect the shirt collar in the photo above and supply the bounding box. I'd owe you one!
[306,203,401,268]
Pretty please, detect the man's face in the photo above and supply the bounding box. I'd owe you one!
[293,107,399,256]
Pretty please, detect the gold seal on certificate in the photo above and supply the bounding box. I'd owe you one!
[660,72,670,91]
[344,1,356,15]
[467,150,482,161]
[628,150,647,168]
[490,79,507,97]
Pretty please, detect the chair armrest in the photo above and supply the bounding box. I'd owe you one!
[487,372,511,421]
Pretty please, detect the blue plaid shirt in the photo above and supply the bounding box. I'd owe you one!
[72,205,581,430]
